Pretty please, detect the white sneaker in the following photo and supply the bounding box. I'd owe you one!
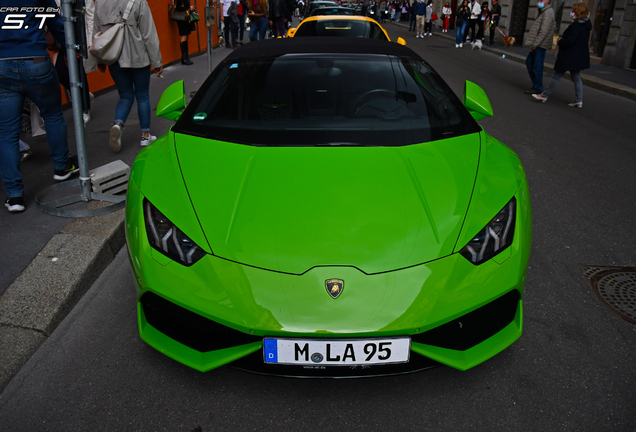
[428,32,432,36]
[455,44,459,48]
[109,124,122,153]
[140,134,157,147]
[459,43,463,48]
[83,112,91,126]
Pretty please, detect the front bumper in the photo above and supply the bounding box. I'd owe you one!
[126,177,531,376]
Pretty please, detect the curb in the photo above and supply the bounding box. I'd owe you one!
[0,202,125,392]
[389,21,636,102]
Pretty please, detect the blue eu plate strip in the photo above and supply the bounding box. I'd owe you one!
[264,339,278,363]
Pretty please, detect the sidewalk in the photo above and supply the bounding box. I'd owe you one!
[0,48,232,392]
[390,20,636,101]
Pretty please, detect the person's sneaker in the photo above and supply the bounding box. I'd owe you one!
[455,44,459,48]
[532,93,548,103]
[109,124,122,152]
[568,101,583,108]
[20,147,33,162]
[83,111,91,126]
[140,134,157,147]
[5,196,25,212]
[53,155,80,181]
[459,43,463,48]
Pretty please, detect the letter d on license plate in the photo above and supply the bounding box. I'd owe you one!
[263,338,410,366]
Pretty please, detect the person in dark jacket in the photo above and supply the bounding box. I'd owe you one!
[269,0,289,37]
[174,0,195,64]
[455,0,470,47]
[0,0,80,212]
[532,2,591,108]
[488,0,501,45]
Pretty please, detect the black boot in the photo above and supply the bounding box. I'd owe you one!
[180,41,193,65]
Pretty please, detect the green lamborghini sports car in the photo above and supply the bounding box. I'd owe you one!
[125,38,531,377]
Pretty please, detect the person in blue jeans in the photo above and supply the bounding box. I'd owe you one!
[0,0,80,213]
[248,0,269,41]
[523,0,554,94]
[94,0,163,152]
[455,0,470,47]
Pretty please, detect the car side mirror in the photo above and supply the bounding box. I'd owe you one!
[156,80,186,121]
[463,80,493,121]
[397,37,406,46]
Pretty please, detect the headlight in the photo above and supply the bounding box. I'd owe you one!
[460,198,516,265]
[143,199,206,266]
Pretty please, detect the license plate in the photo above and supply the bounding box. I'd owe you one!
[263,338,410,366]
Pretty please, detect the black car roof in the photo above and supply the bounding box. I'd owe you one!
[225,37,420,60]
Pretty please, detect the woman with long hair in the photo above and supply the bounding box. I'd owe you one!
[174,0,195,65]
[455,0,470,47]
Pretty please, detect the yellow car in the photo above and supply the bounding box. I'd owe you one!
[287,16,406,45]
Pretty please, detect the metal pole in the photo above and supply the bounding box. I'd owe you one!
[207,0,212,75]
[194,0,201,53]
[61,0,91,201]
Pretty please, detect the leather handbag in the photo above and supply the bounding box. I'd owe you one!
[169,4,191,22]
[431,12,439,20]
[189,10,200,22]
[90,0,136,66]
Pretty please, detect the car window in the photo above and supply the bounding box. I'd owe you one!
[311,8,356,15]
[293,20,389,40]
[174,54,479,146]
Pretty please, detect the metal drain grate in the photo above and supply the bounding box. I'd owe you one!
[582,266,636,324]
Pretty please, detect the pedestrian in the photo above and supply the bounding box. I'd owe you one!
[173,0,195,65]
[413,0,426,37]
[442,2,452,32]
[424,1,434,35]
[401,2,408,21]
[0,0,80,212]
[248,0,269,41]
[455,0,470,47]
[220,0,236,47]
[394,1,401,21]
[94,0,163,152]
[237,0,248,46]
[465,0,481,42]
[488,0,500,45]
[476,2,488,41]
[532,2,591,107]
[524,0,555,94]
[409,0,417,31]
[379,0,387,23]
[269,0,288,37]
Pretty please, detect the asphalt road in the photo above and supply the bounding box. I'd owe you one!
[1,25,635,431]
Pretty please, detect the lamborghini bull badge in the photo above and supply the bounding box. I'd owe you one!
[326,279,344,299]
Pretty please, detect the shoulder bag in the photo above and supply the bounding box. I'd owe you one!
[90,0,137,66]
[169,0,191,22]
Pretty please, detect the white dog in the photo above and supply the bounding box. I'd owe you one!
[471,40,483,50]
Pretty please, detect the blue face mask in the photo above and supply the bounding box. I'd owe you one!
[537,1,545,8]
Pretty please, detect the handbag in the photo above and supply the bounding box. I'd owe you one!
[431,12,438,20]
[169,4,190,22]
[90,0,136,66]
[189,10,200,22]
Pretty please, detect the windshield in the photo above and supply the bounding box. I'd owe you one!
[294,19,389,39]
[174,54,480,146]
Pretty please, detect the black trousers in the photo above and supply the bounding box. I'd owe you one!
[465,18,478,41]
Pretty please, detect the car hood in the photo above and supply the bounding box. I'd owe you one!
[175,134,480,274]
